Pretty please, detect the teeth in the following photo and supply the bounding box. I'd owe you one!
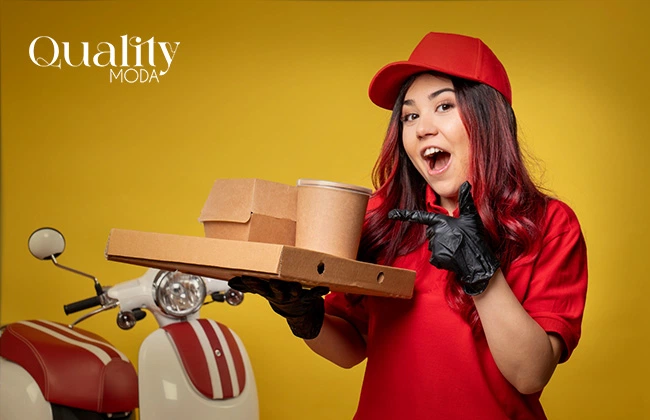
[423,147,443,157]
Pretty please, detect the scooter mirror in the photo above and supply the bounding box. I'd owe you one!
[28,228,66,260]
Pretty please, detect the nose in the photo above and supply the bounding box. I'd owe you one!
[415,113,438,140]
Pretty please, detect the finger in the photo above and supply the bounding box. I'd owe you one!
[269,279,301,300]
[229,276,272,296]
[388,209,442,226]
[309,286,330,297]
[228,276,248,291]
[458,181,477,216]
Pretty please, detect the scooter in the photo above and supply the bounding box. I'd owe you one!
[0,227,259,420]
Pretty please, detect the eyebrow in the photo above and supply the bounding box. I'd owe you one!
[403,88,455,107]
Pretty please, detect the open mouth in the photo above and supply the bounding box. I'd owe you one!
[423,146,451,173]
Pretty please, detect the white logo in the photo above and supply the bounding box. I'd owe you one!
[29,35,181,83]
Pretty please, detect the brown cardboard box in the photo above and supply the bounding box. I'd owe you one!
[105,228,415,299]
[198,178,297,246]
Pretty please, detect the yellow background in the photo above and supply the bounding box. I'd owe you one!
[1,0,649,418]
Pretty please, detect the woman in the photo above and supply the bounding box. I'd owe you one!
[230,32,588,419]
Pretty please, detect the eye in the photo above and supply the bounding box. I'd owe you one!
[401,113,418,123]
[436,102,454,112]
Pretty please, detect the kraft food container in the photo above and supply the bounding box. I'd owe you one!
[295,179,372,259]
[198,179,297,245]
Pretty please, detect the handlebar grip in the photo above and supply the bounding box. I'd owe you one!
[64,296,102,315]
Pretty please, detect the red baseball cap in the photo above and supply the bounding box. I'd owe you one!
[368,32,512,109]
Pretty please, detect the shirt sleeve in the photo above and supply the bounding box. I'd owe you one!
[522,200,588,363]
[324,292,370,336]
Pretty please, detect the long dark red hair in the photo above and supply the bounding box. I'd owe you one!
[358,72,548,331]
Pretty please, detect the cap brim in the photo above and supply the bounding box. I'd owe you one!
[369,60,474,110]
[368,61,444,110]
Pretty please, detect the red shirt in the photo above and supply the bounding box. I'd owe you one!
[325,187,588,420]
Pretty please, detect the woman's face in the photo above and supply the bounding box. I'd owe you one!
[400,73,470,213]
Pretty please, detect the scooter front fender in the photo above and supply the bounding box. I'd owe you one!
[138,319,259,420]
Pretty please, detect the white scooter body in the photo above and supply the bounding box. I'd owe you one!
[0,228,259,420]
[107,269,259,420]
[138,323,258,420]
[0,357,53,420]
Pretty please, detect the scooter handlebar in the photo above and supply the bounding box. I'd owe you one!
[64,295,103,315]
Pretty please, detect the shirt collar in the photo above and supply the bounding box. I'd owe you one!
[425,184,460,217]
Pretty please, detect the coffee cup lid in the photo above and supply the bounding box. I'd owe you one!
[297,179,372,196]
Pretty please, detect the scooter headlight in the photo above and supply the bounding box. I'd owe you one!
[153,271,206,317]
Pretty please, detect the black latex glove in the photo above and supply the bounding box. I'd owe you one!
[388,181,500,296]
[228,276,329,339]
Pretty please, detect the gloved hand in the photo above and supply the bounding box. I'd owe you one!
[228,276,329,339]
[388,181,500,296]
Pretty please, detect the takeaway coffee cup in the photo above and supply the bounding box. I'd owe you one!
[295,179,372,259]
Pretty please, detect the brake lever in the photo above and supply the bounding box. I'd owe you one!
[68,299,119,329]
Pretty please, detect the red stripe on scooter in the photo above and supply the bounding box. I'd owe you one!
[31,320,123,361]
[198,319,233,398]
[217,322,246,393]
[163,323,213,398]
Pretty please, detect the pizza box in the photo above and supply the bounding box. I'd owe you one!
[105,228,415,299]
